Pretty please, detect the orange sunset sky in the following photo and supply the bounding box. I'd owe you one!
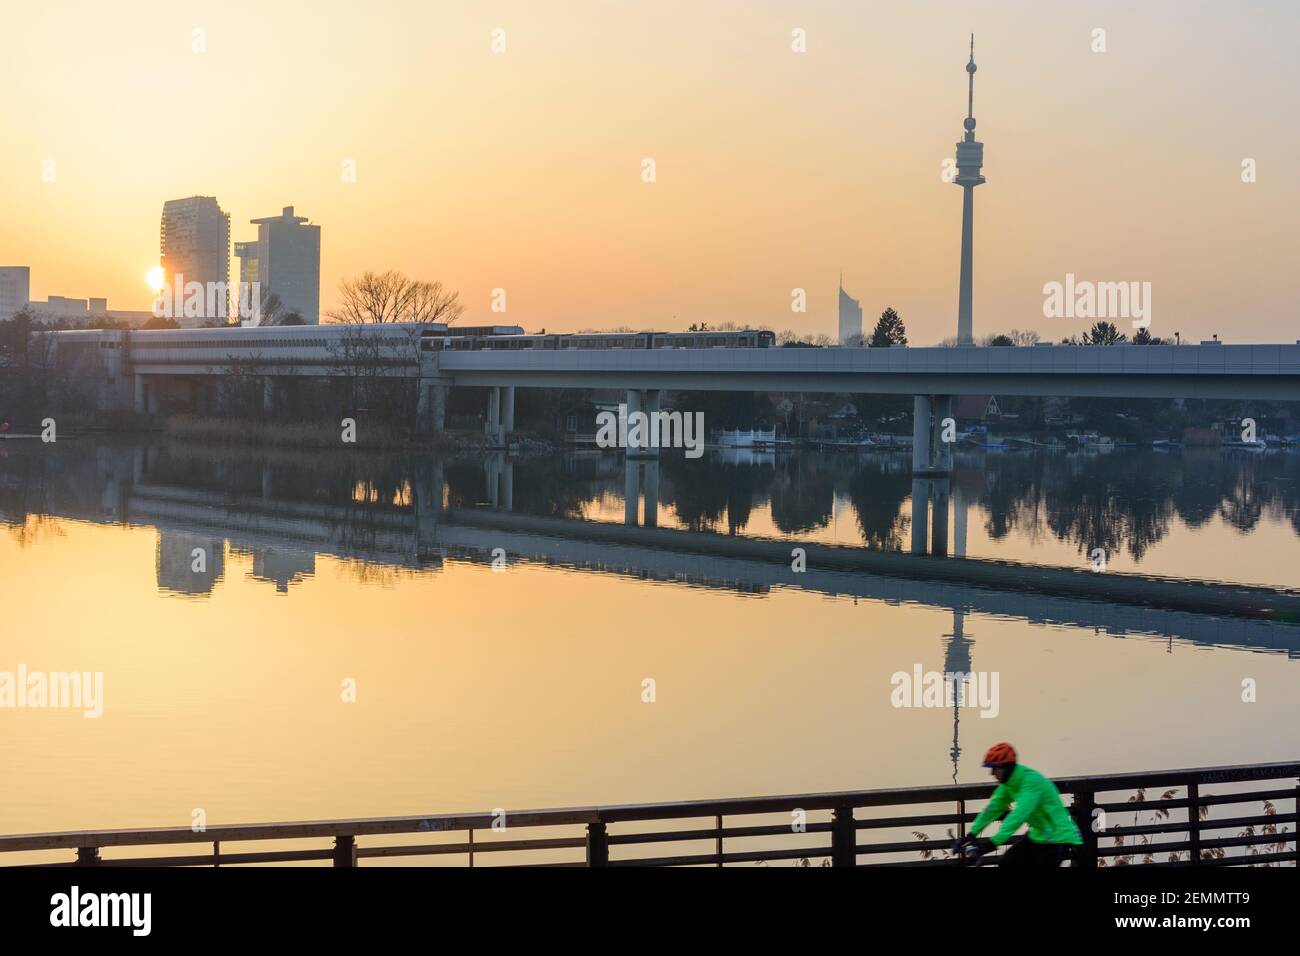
[1,0,1297,343]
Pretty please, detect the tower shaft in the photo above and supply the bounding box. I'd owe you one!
[953,36,985,346]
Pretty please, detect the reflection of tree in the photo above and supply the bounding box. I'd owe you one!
[6,441,1300,580]
[768,457,834,534]
[1170,453,1223,528]
[660,456,731,532]
[725,465,758,534]
[1218,476,1264,532]
[845,465,911,551]
[969,450,1300,564]
[503,458,597,519]
[977,454,1045,542]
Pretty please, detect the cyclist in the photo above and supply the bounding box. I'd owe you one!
[955,742,1082,867]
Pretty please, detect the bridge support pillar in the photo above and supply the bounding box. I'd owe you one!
[417,381,449,434]
[933,395,953,473]
[910,478,930,556]
[417,382,431,432]
[930,477,950,556]
[133,375,157,415]
[954,483,968,558]
[912,395,932,474]
[640,389,661,456]
[643,460,660,527]
[263,377,279,416]
[625,389,655,457]
[432,384,447,432]
[502,385,515,435]
[624,459,640,526]
[414,457,443,562]
[485,455,500,508]
[501,459,514,512]
[487,387,504,447]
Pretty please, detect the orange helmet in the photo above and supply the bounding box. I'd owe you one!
[982,742,1017,767]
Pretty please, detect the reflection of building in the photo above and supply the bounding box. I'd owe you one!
[838,279,863,345]
[156,532,225,595]
[0,266,30,320]
[245,206,321,325]
[161,196,231,328]
[251,548,316,593]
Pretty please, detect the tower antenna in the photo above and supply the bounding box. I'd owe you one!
[967,35,975,123]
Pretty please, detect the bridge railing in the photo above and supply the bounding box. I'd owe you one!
[2,761,1294,867]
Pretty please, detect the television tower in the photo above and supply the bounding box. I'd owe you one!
[954,35,985,346]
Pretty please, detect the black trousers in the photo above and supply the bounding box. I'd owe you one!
[998,836,1072,868]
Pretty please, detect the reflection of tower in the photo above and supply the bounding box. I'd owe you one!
[156,532,225,596]
[954,36,985,346]
[943,609,974,783]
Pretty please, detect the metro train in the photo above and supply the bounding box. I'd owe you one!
[420,329,776,352]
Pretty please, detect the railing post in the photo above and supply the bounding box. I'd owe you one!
[1187,783,1201,864]
[586,820,609,867]
[332,835,356,867]
[76,846,101,866]
[830,807,856,867]
[1071,789,1097,868]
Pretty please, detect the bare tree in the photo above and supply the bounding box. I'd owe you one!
[327,270,464,325]
[259,289,283,326]
[401,278,465,324]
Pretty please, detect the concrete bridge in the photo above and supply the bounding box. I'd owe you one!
[42,325,1300,470]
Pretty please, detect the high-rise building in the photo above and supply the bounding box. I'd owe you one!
[838,278,863,345]
[233,241,260,323]
[0,266,31,321]
[160,196,231,327]
[246,206,320,325]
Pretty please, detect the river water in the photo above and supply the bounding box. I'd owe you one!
[1,439,1297,861]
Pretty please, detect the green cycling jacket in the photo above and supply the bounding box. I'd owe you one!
[969,764,1084,846]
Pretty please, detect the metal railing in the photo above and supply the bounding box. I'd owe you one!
[2,761,1294,867]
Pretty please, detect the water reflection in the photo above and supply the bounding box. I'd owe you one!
[3,439,1298,837]
[4,441,1300,590]
[1,441,1297,644]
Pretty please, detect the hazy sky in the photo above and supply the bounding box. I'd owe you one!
[1,0,1297,343]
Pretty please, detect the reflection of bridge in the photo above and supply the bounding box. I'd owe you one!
[12,448,1298,656]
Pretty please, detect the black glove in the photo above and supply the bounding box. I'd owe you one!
[970,837,995,855]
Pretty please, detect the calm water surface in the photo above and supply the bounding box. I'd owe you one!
[1,439,1297,857]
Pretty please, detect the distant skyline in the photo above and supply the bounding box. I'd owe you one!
[2,1,1298,343]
